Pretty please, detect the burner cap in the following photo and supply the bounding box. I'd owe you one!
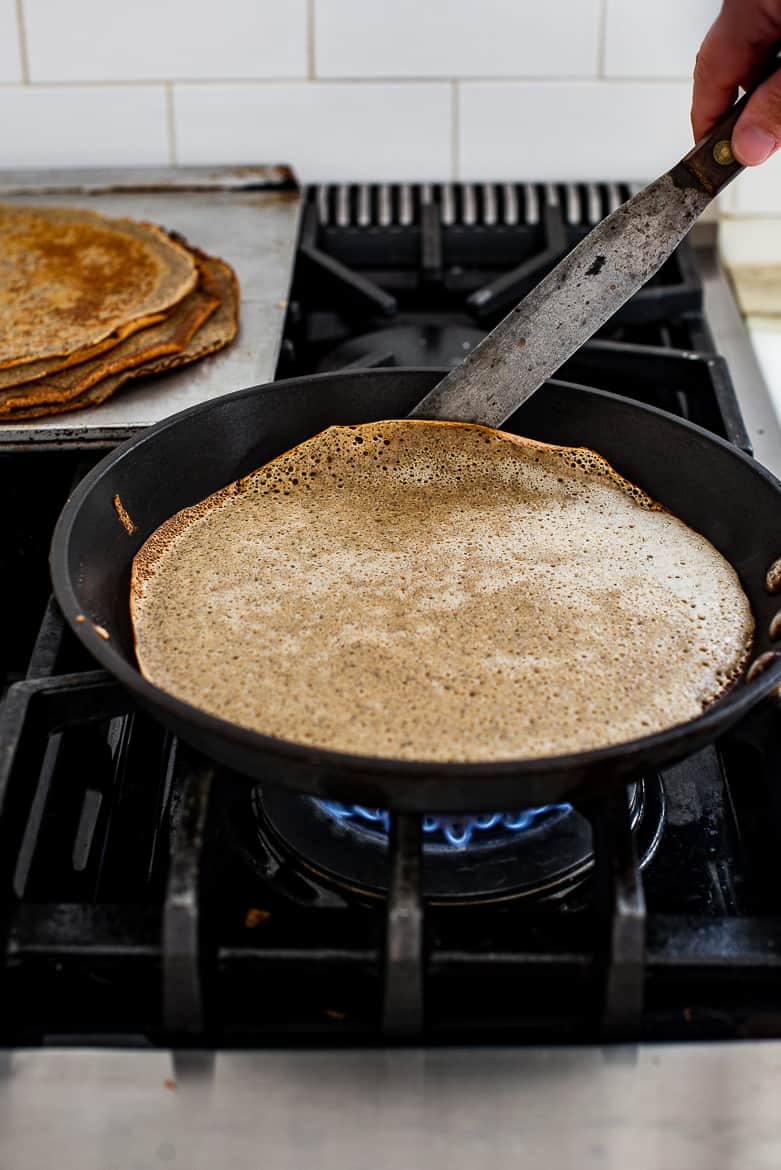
[317,324,486,372]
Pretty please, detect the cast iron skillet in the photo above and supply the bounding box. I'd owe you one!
[50,368,781,812]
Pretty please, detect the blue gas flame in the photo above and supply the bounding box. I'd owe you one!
[316,801,571,849]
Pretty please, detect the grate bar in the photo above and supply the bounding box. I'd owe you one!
[378,183,393,227]
[399,183,415,226]
[462,183,477,226]
[586,182,602,224]
[162,759,214,1035]
[482,183,498,225]
[335,184,350,228]
[587,787,647,1039]
[315,184,330,227]
[565,184,580,225]
[382,812,424,1038]
[440,183,456,226]
[502,182,519,225]
[356,184,371,227]
[524,183,540,224]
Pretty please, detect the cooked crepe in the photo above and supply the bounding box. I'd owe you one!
[2,253,238,420]
[0,253,223,413]
[130,420,754,763]
[0,312,169,392]
[0,204,197,369]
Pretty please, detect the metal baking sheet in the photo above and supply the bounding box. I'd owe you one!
[0,166,301,449]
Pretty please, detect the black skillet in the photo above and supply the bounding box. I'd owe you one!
[50,368,781,813]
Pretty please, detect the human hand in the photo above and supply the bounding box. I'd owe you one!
[692,0,781,165]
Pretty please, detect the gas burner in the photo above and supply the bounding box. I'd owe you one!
[252,781,665,906]
[316,323,486,372]
[316,801,571,849]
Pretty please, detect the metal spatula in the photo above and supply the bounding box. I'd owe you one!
[410,54,781,428]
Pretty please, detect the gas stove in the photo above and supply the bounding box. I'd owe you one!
[3,172,781,1168]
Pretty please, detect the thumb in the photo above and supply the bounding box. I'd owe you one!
[733,73,781,166]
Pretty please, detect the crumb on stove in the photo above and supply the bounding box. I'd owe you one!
[245,907,271,928]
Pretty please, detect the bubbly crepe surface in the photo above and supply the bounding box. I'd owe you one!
[131,420,754,762]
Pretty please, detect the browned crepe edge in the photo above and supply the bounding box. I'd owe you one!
[0,206,198,368]
[0,310,169,391]
[0,257,222,412]
[3,252,239,421]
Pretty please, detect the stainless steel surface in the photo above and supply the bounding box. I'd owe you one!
[0,164,294,195]
[409,171,711,428]
[0,166,301,448]
[695,227,781,477]
[2,1042,781,1169]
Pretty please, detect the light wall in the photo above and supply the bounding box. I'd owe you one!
[0,0,777,214]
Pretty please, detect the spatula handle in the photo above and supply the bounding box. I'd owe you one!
[681,43,781,197]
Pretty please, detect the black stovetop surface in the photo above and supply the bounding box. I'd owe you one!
[2,181,781,1048]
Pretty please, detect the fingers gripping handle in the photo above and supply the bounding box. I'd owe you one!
[681,43,781,196]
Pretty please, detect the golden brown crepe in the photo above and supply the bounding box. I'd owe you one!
[0,254,223,413]
[0,312,169,392]
[129,420,755,763]
[0,204,197,369]
[3,254,239,420]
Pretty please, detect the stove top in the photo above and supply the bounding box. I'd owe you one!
[2,180,781,1049]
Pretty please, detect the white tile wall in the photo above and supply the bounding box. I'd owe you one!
[721,157,781,216]
[24,0,307,81]
[0,86,170,167]
[314,0,599,79]
[174,82,452,181]
[0,0,22,82]
[604,0,719,79]
[0,0,777,219]
[459,81,692,181]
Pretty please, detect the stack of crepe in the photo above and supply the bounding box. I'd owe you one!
[0,204,240,421]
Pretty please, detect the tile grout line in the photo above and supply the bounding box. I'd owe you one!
[0,77,695,90]
[452,80,460,180]
[165,82,178,165]
[15,0,29,83]
[307,0,315,79]
[596,0,607,78]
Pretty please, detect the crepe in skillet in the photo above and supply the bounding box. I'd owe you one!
[129,420,754,763]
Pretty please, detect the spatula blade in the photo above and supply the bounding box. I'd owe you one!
[409,169,711,428]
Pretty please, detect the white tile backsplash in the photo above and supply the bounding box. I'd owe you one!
[0,0,22,81]
[174,82,452,181]
[721,156,781,216]
[24,0,307,82]
[0,86,170,167]
[604,0,718,79]
[314,0,599,79]
[0,0,774,216]
[459,81,692,181]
